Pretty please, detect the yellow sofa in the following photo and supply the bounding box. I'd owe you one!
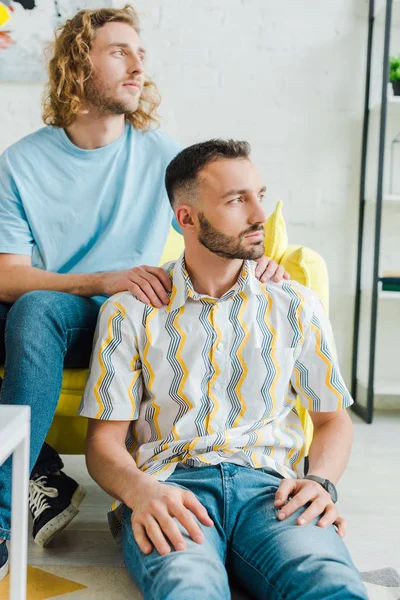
[1,202,329,456]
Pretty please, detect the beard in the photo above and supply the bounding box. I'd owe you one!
[197,213,265,260]
[84,74,140,115]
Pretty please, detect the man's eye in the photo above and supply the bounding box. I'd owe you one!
[113,50,123,56]
[230,197,242,204]
[259,193,265,202]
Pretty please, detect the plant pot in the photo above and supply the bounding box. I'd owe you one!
[392,80,400,95]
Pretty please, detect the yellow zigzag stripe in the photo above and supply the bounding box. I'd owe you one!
[260,286,280,415]
[270,419,287,460]
[232,292,250,428]
[251,446,261,468]
[310,322,343,410]
[205,304,222,435]
[142,309,162,438]
[94,302,125,419]
[214,430,232,452]
[294,287,306,343]
[172,307,192,436]
[282,417,302,469]
[162,306,193,452]
[166,281,177,313]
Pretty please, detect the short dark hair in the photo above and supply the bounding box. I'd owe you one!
[165,139,251,208]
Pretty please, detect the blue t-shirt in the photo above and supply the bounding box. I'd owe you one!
[0,123,181,273]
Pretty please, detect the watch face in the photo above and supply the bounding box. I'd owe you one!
[326,481,338,503]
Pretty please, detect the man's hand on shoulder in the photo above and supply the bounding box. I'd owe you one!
[274,478,346,538]
[255,255,290,283]
[127,476,214,555]
[101,266,172,307]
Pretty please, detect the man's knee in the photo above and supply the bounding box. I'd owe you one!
[146,550,229,600]
[6,291,67,337]
[276,543,367,599]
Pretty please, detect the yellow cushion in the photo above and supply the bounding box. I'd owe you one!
[263,200,288,262]
[159,226,184,265]
[280,244,330,315]
[56,369,89,416]
[279,243,330,452]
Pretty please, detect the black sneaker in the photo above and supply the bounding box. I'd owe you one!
[0,540,8,582]
[28,472,86,547]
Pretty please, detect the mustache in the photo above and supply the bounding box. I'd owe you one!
[240,224,264,238]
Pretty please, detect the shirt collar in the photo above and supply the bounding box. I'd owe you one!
[167,253,261,312]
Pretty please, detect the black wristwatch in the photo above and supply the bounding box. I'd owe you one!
[305,475,338,503]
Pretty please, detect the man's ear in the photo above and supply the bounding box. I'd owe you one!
[176,205,195,229]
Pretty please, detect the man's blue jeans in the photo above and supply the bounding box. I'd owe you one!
[122,464,368,600]
[0,291,105,540]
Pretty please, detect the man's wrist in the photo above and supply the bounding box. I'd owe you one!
[89,271,105,296]
[304,474,338,503]
[120,466,156,509]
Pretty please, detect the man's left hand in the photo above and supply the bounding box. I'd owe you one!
[274,478,346,537]
[255,255,290,283]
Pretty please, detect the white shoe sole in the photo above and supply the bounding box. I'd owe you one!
[0,557,9,582]
[33,485,86,548]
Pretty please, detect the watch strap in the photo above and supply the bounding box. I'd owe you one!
[305,475,337,503]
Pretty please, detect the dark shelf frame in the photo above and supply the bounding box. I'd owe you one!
[351,0,393,424]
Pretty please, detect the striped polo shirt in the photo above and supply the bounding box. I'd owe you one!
[80,254,352,540]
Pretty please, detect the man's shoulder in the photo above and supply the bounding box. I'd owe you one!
[105,291,149,314]
[261,278,320,321]
[1,126,56,165]
[131,126,182,160]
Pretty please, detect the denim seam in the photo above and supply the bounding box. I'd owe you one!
[230,546,285,600]
[221,465,227,534]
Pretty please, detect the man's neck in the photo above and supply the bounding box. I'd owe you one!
[65,112,126,150]
[184,243,244,299]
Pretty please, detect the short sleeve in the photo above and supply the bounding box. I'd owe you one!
[291,298,353,412]
[79,298,143,421]
[0,152,34,255]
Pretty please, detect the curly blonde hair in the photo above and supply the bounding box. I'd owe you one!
[42,4,160,130]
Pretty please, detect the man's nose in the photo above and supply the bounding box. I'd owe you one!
[128,53,144,75]
[248,199,267,225]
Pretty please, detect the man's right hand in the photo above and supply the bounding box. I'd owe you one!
[128,478,214,555]
[101,265,172,307]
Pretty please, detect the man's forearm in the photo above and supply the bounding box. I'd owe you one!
[0,264,104,303]
[306,411,353,485]
[86,436,153,507]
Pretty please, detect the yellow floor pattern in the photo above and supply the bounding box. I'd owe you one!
[0,566,86,599]
[0,565,143,600]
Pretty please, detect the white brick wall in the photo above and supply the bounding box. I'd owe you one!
[0,0,371,385]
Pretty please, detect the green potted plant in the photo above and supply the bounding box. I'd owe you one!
[390,55,400,95]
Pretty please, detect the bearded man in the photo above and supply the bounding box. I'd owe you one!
[82,139,368,600]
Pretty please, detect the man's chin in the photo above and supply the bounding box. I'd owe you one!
[105,98,140,115]
[244,242,265,261]
[120,103,140,115]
